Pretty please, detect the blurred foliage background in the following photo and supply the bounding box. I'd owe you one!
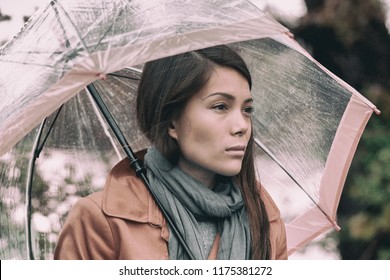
[1,0,389,259]
[273,0,390,260]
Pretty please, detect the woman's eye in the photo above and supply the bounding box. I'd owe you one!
[244,106,254,115]
[213,104,227,111]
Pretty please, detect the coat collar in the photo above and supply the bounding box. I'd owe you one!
[101,150,165,227]
[101,150,281,225]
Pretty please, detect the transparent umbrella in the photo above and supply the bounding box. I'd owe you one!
[0,0,380,259]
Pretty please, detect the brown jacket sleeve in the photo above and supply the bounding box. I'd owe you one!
[54,193,116,260]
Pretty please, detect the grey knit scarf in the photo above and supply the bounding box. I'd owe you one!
[143,146,251,260]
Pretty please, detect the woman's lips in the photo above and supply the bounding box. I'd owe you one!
[225,145,246,156]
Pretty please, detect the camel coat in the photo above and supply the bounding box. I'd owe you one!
[54,156,288,260]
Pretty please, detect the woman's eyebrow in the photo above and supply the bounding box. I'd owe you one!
[203,92,253,103]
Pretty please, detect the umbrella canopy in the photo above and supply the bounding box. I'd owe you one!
[0,0,380,259]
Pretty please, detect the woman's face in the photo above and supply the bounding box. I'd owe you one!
[168,66,253,187]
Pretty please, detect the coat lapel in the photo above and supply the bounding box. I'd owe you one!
[101,153,165,228]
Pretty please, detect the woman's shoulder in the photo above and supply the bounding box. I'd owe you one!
[101,149,164,224]
[104,151,149,199]
[108,149,147,178]
[66,148,163,224]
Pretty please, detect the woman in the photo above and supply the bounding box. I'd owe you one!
[54,45,287,260]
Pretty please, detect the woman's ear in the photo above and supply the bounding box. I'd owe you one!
[168,120,178,140]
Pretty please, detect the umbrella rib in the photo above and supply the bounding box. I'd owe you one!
[107,73,140,80]
[51,0,71,49]
[54,1,91,57]
[253,137,334,222]
[25,105,64,260]
[107,67,142,80]
[54,0,120,56]
[25,120,46,260]
[37,106,64,154]
[86,90,123,160]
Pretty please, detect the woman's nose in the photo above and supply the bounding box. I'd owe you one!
[231,110,250,136]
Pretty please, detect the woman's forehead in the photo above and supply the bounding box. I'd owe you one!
[198,66,251,98]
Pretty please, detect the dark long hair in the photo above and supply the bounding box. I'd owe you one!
[136,45,271,259]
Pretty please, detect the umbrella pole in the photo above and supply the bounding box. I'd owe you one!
[86,84,196,260]
[86,84,145,176]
